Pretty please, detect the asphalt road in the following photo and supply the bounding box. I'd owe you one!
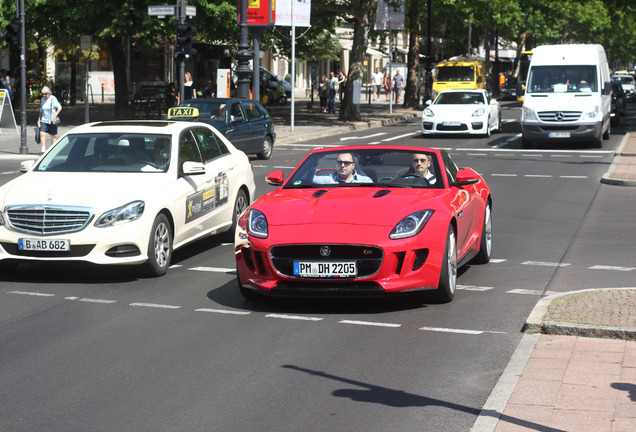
[0,102,634,431]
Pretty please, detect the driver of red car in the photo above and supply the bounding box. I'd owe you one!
[410,153,437,184]
[313,152,373,184]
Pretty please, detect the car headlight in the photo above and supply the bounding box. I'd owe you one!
[582,106,600,120]
[472,108,485,117]
[95,201,145,228]
[423,107,434,117]
[522,106,537,121]
[247,209,268,238]
[390,210,434,239]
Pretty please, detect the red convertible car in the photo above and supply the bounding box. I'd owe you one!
[234,146,492,303]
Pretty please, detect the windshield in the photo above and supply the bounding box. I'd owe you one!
[36,133,172,173]
[435,92,485,105]
[613,76,634,85]
[527,65,598,94]
[436,66,475,82]
[285,149,443,189]
[180,100,227,120]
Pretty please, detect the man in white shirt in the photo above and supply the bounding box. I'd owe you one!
[371,67,384,101]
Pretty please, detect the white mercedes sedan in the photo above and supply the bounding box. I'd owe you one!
[0,121,255,276]
[421,89,502,137]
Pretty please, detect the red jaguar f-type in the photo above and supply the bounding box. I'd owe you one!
[234,146,492,303]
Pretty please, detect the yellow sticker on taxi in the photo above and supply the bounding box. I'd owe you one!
[167,107,199,118]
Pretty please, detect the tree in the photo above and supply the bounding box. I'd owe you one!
[402,0,421,109]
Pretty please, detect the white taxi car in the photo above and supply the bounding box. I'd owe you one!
[0,120,255,276]
[422,89,502,137]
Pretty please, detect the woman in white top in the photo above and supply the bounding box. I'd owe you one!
[37,86,62,153]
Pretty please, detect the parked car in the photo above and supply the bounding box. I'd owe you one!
[422,89,501,137]
[235,146,493,304]
[610,80,627,125]
[0,121,256,276]
[167,98,276,159]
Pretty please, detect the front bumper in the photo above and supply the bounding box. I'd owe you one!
[422,118,488,135]
[521,121,601,143]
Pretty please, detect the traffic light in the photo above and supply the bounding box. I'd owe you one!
[5,20,20,48]
[175,23,197,59]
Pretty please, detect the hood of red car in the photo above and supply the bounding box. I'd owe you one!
[253,187,446,227]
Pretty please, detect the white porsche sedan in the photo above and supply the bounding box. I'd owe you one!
[0,121,255,276]
[421,89,502,137]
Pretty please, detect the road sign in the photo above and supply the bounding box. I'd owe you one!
[148,6,176,17]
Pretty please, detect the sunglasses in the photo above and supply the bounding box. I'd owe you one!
[413,158,429,163]
[336,160,354,166]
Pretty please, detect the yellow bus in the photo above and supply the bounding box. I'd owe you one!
[516,50,533,102]
[432,59,486,98]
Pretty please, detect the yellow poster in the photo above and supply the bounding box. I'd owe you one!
[248,0,260,7]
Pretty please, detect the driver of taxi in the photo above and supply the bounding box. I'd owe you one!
[409,153,437,184]
[313,152,373,184]
[153,138,170,168]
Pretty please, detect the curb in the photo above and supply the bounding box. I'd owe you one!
[601,132,636,186]
[522,287,636,340]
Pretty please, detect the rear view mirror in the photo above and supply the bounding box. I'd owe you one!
[451,168,481,187]
[266,170,284,186]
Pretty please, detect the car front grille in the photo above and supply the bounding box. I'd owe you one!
[270,244,383,278]
[537,111,581,122]
[5,205,94,235]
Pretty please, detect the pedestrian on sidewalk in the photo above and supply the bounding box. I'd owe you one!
[371,67,384,101]
[37,86,62,154]
[182,72,196,101]
[327,71,337,113]
[384,74,391,101]
[318,76,328,113]
[393,69,404,104]
[338,71,347,101]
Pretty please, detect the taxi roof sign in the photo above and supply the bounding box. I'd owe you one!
[167,107,200,118]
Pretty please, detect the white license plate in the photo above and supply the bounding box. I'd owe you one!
[18,238,70,251]
[442,121,461,126]
[549,131,571,138]
[293,261,357,278]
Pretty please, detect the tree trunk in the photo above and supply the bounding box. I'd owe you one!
[339,1,376,122]
[403,0,421,109]
[107,37,129,119]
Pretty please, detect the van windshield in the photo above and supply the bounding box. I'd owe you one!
[436,66,475,82]
[527,65,597,94]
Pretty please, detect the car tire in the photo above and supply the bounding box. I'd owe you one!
[219,189,248,242]
[471,202,492,264]
[278,96,288,105]
[435,225,457,303]
[140,213,172,277]
[521,136,533,149]
[484,117,491,138]
[257,136,273,160]
[497,111,503,132]
[603,121,611,140]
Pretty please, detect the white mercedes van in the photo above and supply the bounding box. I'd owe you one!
[521,44,612,148]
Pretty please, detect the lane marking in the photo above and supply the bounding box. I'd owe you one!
[273,166,296,169]
[64,297,116,304]
[195,308,251,315]
[457,285,494,291]
[522,261,571,267]
[456,148,612,154]
[381,132,417,142]
[589,265,635,272]
[490,259,507,263]
[559,175,588,179]
[419,326,497,335]
[8,290,55,297]
[129,303,181,309]
[266,314,323,321]
[340,132,386,141]
[189,266,235,273]
[491,173,517,177]
[339,319,401,328]
[507,289,559,296]
[524,174,552,178]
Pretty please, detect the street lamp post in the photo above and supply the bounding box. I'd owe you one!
[18,0,28,154]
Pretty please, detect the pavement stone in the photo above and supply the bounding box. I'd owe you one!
[1,98,636,432]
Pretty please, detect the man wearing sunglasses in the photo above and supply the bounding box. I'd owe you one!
[313,152,373,184]
[409,153,437,184]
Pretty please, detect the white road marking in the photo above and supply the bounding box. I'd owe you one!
[195,308,251,315]
[381,132,417,142]
[522,261,570,267]
[284,143,340,148]
[189,266,236,273]
[273,166,296,169]
[467,153,488,156]
[339,320,401,328]
[340,132,386,141]
[8,290,55,297]
[129,303,181,309]
[266,314,323,321]
[457,285,494,291]
[524,174,552,178]
[419,326,484,335]
[1,171,16,175]
[456,148,611,154]
[559,175,588,179]
[491,173,517,177]
[589,265,635,272]
[507,289,558,296]
[65,297,116,304]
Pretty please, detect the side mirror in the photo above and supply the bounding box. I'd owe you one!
[603,82,612,95]
[477,76,483,84]
[20,160,36,173]
[181,161,206,176]
[451,168,481,187]
[266,170,284,186]
[425,99,432,106]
